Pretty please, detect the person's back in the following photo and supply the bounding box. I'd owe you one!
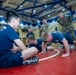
[49,32,64,43]
[29,38,42,52]
[0,25,18,53]
[0,25,20,66]
[50,31,74,44]
[28,35,43,52]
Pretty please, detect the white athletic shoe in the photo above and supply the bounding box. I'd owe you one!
[69,45,75,49]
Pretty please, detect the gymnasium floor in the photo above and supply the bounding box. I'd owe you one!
[0,48,76,75]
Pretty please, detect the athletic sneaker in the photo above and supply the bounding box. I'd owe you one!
[69,45,75,49]
[23,56,39,65]
[62,45,75,49]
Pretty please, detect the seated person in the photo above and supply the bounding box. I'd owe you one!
[42,31,76,57]
[27,35,54,53]
[0,10,39,68]
[26,27,34,46]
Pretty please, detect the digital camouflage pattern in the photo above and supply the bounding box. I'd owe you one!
[57,15,76,40]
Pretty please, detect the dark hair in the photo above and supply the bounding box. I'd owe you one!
[6,10,20,22]
[28,35,35,40]
[57,10,63,13]
[27,27,31,29]
[38,26,41,28]
[38,26,41,27]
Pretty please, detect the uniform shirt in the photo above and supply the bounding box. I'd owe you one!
[57,15,72,27]
[50,32,64,43]
[38,23,49,37]
[42,23,49,32]
[0,25,19,63]
[28,38,43,52]
[26,31,34,38]
[50,31,74,44]
[39,29,44,38]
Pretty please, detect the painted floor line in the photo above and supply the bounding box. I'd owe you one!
[39,50,60,61]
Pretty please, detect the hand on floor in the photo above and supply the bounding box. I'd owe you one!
[39,50,46,54]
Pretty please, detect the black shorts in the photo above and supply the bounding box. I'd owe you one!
[0,51,23,68]
[64,33,74,44]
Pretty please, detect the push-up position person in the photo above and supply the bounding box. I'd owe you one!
[27,35,54,53]
[0,10,39,68]
[42,31,76,57]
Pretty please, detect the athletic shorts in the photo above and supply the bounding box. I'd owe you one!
[0,51,23,68]
[64,33,74,44]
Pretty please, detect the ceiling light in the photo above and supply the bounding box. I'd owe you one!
[63,8,65,11]
[20,5,22,8]
[44,5,47,8]
[48,15,50,17]
[33,10,36,13]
